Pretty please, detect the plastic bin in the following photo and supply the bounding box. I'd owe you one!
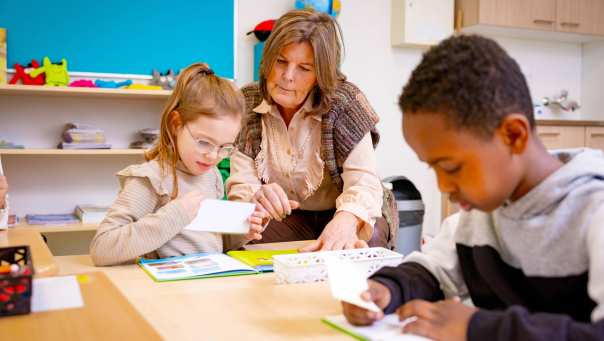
[383,176,424,256]
[0,245,34,317]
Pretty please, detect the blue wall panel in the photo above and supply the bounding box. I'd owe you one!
[0,1,234,77]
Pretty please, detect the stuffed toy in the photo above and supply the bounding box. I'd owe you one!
[29,57,69,86]
[151,69,177,90]
[9,59,45,85]
[94,79,133,88]
[247,20,275,42]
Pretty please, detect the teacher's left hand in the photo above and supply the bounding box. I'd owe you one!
[299,211,368,252]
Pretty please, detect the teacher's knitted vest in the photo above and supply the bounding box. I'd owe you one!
[236,81,399,249]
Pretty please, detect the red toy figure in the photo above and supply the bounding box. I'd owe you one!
[9,60,45,85]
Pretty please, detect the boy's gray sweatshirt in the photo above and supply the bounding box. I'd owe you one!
[372,148,604,341]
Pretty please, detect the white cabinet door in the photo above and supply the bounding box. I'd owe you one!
[391,0,454,47]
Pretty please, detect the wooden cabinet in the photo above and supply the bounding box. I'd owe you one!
[536,125,585,149]
[557,0,604,35]
[585,126,604,150]
[477,0,557,31]
[456,0,604,38]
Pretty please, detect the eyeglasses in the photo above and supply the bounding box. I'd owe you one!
[184,124,236,159]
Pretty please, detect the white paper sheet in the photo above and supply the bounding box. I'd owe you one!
[183,199,256,234]
[31,275,84,312]
[323,314,431,341]
[325,255,381,313]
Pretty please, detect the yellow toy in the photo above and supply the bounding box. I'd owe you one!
[126,84,163,90]
[29,57,69,86]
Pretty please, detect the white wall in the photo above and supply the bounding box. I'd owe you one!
[581,41,604,120]
[236,0,587,235]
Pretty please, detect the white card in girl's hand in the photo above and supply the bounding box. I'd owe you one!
[184,199,255,234]
[325,255,382,313]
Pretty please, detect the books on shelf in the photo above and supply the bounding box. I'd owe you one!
[226,249,298,272]
[139,252,260,282]
[74,205,109,224]
[59,142,111,149]
[25,214,79,225]
[59,123,110,149]
[0,138,24,149]
[63,130,106,144]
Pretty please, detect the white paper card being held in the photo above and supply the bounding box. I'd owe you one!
[183,199,256,234]
[325,255,381,313]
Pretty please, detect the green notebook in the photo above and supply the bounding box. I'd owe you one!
[226,249,298,272]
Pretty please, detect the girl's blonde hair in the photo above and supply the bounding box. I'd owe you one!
[146,62,245,198]
[259,9,346,114]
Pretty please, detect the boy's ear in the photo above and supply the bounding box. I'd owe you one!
[498,114,530,154]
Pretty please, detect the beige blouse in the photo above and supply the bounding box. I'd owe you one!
[90,159,246,266]
[226,98,383,240]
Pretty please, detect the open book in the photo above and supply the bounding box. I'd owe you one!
[139,253,259,282]
[226,249,298,272]
[322,314,432,341]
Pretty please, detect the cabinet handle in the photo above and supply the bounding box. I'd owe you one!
[538,132,561,136]
[560,22,580,27]
[590,133,604,137]
[533,19,554,25]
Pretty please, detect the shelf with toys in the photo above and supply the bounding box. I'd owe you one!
[0,84,172,99]
[0,56,175,255]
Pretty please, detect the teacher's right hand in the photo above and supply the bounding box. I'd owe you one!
[253,183,299,222]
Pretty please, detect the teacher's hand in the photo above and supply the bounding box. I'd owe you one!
[299,211,369,252]
[253,183,300,222]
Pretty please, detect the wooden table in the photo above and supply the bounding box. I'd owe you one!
[0,229,58,277]
[0,272,161,340]
[54,241,351,341]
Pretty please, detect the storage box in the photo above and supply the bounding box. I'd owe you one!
[273,247,404,284]
[0,245,34,317]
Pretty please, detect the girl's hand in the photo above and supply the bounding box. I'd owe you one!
[245,204,269,241]
[342,280,391,326]
[0,176,7,209]
[299,211,368,252]
[177,190,204,221]
[253,183,299,221]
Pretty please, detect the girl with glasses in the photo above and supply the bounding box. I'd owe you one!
[90,63,267,266]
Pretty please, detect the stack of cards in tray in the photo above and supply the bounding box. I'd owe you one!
[59,123,111,149]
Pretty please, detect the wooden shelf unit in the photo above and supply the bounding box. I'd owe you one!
[13,222,99,233]
[0,148,146,156]
[0,84,171,99]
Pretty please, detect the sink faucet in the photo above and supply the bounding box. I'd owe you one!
[542,90,580,112]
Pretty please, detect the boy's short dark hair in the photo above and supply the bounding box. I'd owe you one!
[399,35,535,138]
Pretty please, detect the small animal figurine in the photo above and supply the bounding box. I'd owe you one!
[9,59,45,85]
[151,69,177,90]
[29,57,69,86]
[94,79,133,88]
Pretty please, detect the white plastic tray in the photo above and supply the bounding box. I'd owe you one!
[273,247,404,284]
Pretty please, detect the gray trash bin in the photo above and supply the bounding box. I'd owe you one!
[383,176,424,255]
